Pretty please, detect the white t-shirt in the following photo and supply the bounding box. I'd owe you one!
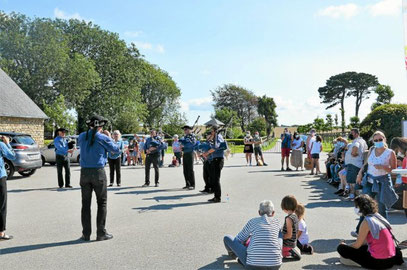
[311,141,322,154]
[307,136,316,150]
[367,148,393,177]
[345,137,368,168]
[298,219,309,245]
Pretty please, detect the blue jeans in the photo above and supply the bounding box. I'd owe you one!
[224,235,247,265]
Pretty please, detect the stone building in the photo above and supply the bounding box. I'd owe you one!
[0,68,48,146]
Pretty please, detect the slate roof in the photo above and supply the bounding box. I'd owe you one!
[204,117,225,127]
[0,68,48,119]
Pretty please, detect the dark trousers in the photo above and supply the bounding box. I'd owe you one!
[210,158,224,199]
[108,158,121,185]
[56,154,70,187]
[174,152,182,165]
[80,168,108,237]
[203,160,211,191]
[183,152,195,187]
[145,153,159,184]
[337,244,403,269]
[0,177,7,231]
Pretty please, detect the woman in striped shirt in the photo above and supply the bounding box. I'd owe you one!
[223,200,282,269]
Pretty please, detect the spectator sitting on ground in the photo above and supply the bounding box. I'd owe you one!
[295,203,314,255]
[168,156,179,167]
[337,194,404,269]
[281,195,301,261]
[224,200,282,269]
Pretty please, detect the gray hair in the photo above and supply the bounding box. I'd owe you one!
[259,200,274,215]
[113,130,121,137]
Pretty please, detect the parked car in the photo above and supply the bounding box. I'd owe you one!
[40,135,80,165]
[0,132,42,178]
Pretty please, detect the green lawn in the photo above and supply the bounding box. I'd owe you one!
[322,142,334,152]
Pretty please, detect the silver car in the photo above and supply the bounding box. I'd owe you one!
[0,132,42,178]
[41,136,80,165]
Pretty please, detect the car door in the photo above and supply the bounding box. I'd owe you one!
[44,142,56,162]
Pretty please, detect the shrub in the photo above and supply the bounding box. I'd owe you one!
[360,104,407,142]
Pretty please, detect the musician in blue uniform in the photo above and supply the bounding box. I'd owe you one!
[202,125,228,203]
[143,129,162,187]
[180,125,198,190]
[54,128,72,188]
[77,115,120,241]
[198,130,213,194]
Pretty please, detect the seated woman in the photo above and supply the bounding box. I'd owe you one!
[337,194,404,269]
[224,200,282,270]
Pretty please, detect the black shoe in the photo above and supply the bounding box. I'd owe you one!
[96,233,113,241]
[263,163,268,166]
[117,184,121,187]
[80,235,90,241]
[208,197,221,203]
[155,183,159,187]
[65,185,73,188]
[188,186,195,190]
[58,186,63,189]
[200,189,210,193]
[182,186,190,189]
[281,167,284,171]
[334,189,344,195]
[286,167,292,171]
[227,251,237,259]
[108,184,113,187]
[142,183,150,187]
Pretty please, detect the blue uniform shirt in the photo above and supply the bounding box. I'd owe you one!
[180,133,197,153]
[210,134,227,159]
[108,140,124,160]
[54,136,69,156]
[144,136,162,155]
[198,141,213,161]
[78,131,120,168]
[0,142,16,178]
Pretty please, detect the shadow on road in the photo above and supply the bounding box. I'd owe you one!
[302,257,346,269]
[133,201,211,213]
[310,238,343,254]
[7,187,81,193]
[115,188,182,196]
[143,193,208,202]
[198,255,243,269]
[0,239,87,255]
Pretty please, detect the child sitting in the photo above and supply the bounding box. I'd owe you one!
[295,203,314,254]
[281,195,301,261]
[168,156,179,167]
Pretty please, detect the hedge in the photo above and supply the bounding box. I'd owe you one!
[360,104,407,142]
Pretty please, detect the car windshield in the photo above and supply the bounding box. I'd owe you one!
[14,135,36,145]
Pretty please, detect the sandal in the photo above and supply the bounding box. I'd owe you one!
[0,234,13,241]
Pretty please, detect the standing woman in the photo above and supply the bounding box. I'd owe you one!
[291,133,304,171]
[310,135,323,175]
[356,131,397,219]
[108,130,124,187]
[0,135,16,240]
[127,139,135,166]
[244,131,254,166]
[54,128,73,188]
[172,135,182,166]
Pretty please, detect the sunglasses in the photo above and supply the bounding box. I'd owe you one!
[373,138,383,142]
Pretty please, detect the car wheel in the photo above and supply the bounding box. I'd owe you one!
[49,162,56,166]
[18,169,37,177]
[42,156,46,166]
[5,160,15,179]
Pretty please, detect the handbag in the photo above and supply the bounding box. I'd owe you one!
[304,157,312,170]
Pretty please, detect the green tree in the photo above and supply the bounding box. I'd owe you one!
[325,114,333,132]
[348,72,379,117]
[371,84,394,110]
[248,117,267,136]
[257,95,278,137]
[211,84,258,131]
[318,72,355,133]
[334,114,339,128]
[360,104,407,142]
[43,95,76,134]
[349,116,360,129]
[213,108,240,128]
[313,117,325,133]
[161,110,187,138]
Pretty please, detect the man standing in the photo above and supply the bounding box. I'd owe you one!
[345,128,368,200]
[253,131,268,166]
[180,125,197,190]
[143,129,162,187]
[78,115,120,241]
[0,135,16,240]
[199,130,213,194]
[202,125,227,203]
[54,128,72,188]
[281,128,293,171]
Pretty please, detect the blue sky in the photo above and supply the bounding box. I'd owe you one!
[1,0,407,126]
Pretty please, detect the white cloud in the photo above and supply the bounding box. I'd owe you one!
[317,3,359,19]
[133,41,153,50]
[124,31,143,38]
[156,44,165,54]
[54,8,90,22]
[180,97,213,113]
[368,0,401,16]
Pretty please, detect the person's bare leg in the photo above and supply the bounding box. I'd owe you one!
[316,159,321,174]
[281,157,285,169]
[286,156,289,169]
[310,159,315,174]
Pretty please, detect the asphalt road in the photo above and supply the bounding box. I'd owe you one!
[1,153,406,269]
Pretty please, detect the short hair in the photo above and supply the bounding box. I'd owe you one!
[173,135,179,138]
[354,194,378,216]
[113,130,121,136]
[351,128,360,135]
[295,203,305,219]
[259,200,274,215]
[281,195,298,211]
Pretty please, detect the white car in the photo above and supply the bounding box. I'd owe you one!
[40,136,80,165]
